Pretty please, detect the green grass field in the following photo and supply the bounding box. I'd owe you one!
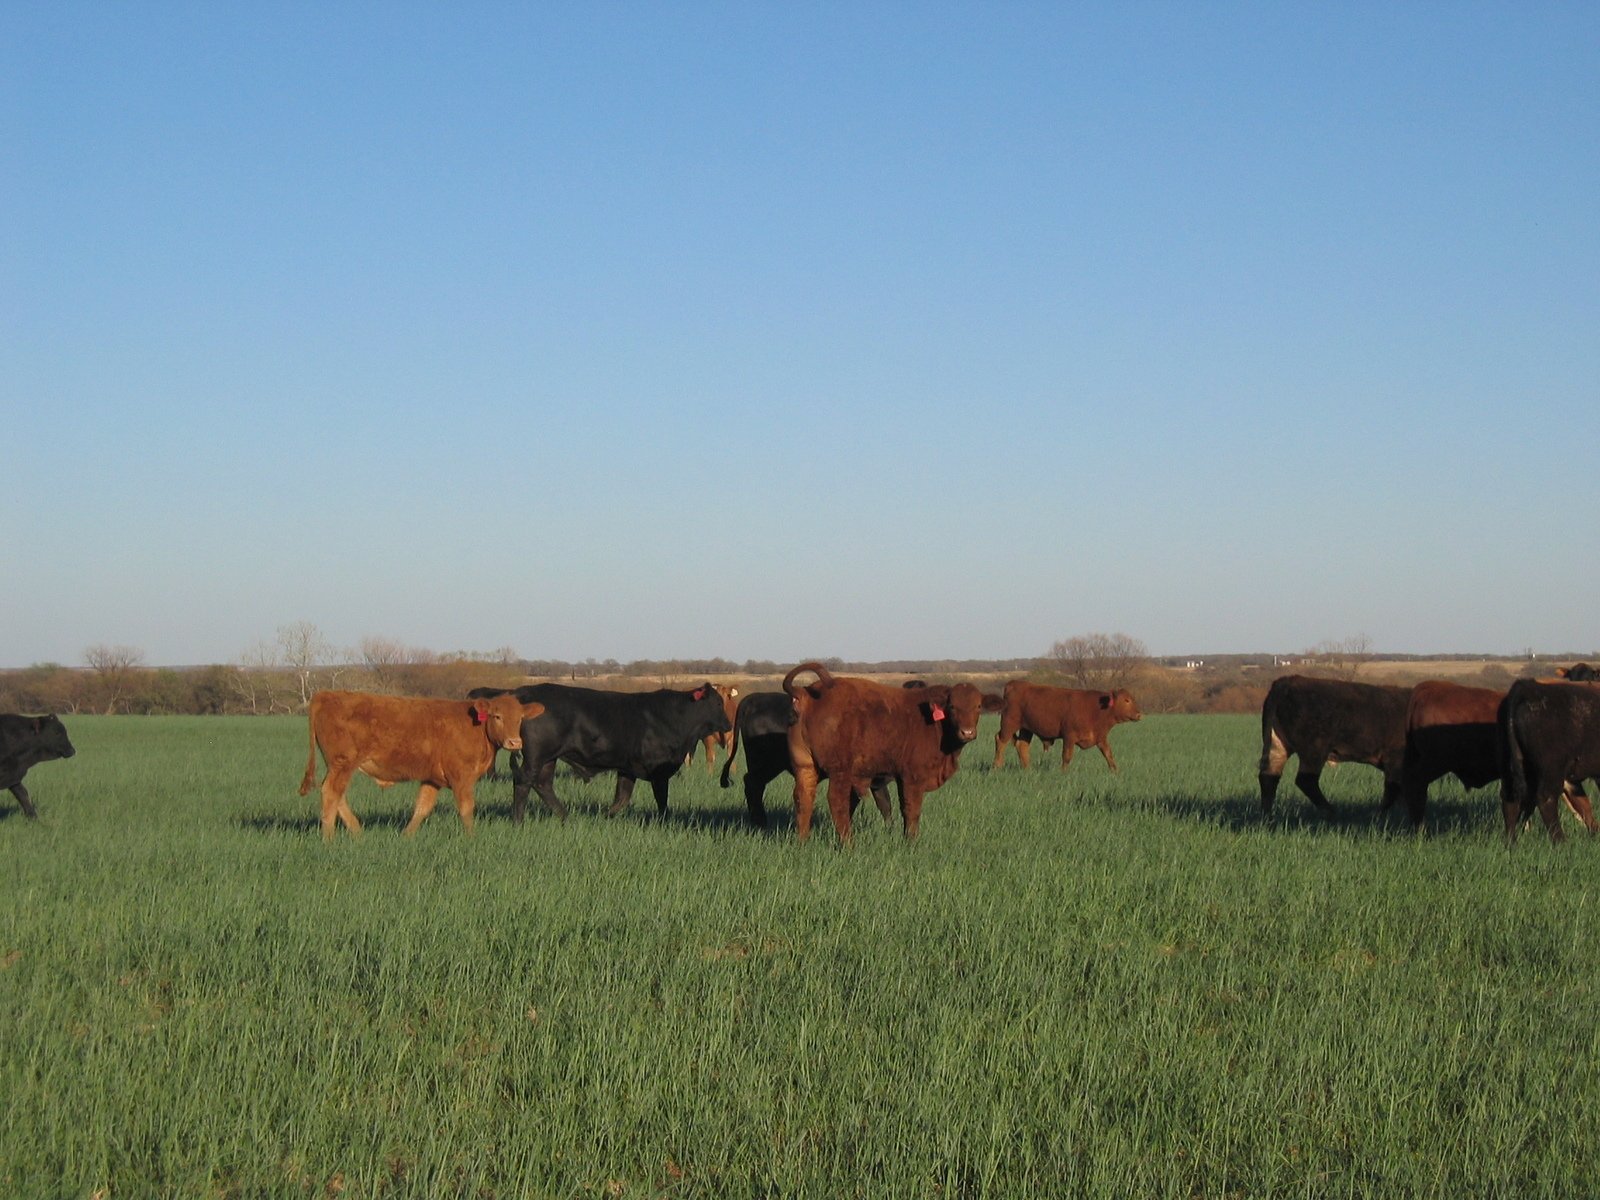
[2,714,1597,1198]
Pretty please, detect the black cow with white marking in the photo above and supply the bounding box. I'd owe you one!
[1,714,76,818]
[505,683,731,820]
[1259,675,1411,814]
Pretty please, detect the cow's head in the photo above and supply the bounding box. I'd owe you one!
[31,714,75,762]
[1100,689,1143,722]
[689,682,733,736]
[923,684,1002,746]
[471,695,546,750]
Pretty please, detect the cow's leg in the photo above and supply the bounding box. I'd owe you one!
[899,782,926,840]
[1536,785,1567,844]
[319,763,360,840]
[825,777,855,845]
[870,778,894,823]
[1562,782,1598,834]
[992,726,1015,769]
[607,775,637,817]
[9,783,36,819]
[1015,737,1033,769]
[1380,768,1409,824]
[1293,756,1333,812]
[1259,728,1290,815]
[649,777,670,815]
[1058,741,1077,771]
[516,758,565,822]
[454,780,478,834]
[793,763,820,843]
[1096,738,1119,772]
[402,784,441,836]
[743,769,771,828]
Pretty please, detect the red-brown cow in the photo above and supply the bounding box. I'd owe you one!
[783,663,1000,843]
[1402,680,1596,833]
[991,681,1143,771]
[299,690,545,840]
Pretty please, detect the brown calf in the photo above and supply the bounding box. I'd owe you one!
[783,662,1000,843]
[299,690,545,840]
[991,681,1142,771]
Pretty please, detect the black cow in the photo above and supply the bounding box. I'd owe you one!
[1557,663,1600,682]
[1259,675,1411,814]
[1500,679,1600,844]
[718,689,908,829]
[507,682,731,820]
[1,714,76,819]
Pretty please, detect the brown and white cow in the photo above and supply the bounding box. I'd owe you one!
[991,681,1142,772]
[299,690,545,840]
[783,662,1001,843]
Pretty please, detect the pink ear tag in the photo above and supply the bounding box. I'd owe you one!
[693,687,706,700]
[931,704,946,721]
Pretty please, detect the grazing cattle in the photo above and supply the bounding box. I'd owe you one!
[1500,679,1600,844]
[508,682,732,820]
[1259,675,1410,814]
[991,681,1143,771]
[693,684,741,775]
[719,690,894,827]
[0,713,76,819]
[783,663,1001,843]
[1557,663,1600,682]
[299,691,545,840]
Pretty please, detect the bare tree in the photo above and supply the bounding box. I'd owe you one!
[1303,634,1373,681]
[1046,632,1148,691]
[277,621,336,709]
[359,635,411,692]
[84,643,145,714]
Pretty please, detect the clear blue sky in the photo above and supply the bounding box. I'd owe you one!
[4,3,1596,667]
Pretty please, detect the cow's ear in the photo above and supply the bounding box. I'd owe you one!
[1099,694,1112,709]
[522,702,546,720]
[981,692,1004,713]
[692,686,707,701]
[729,687,738,698]
[470,700,490,724]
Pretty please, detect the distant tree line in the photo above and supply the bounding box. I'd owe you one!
[0,624,1581,718]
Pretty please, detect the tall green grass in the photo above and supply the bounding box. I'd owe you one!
[1,714,1596,1197]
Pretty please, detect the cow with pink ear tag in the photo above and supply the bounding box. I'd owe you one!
[782,663,1002,844]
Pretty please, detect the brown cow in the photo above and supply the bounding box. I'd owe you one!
[1401,680,1596,833]
[783,662,1001,843]
[299,690,545,840]
[991,681,1142,771]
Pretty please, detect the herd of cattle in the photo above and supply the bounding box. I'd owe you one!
[3,662,1598,845]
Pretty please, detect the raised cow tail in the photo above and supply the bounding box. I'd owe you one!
[783,661,833,699]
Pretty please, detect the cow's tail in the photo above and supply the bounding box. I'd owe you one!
[299,705,320,796]
[1258,681,1281,775]
[783,661,833,700]
[1500,689,1528,816]
[719,702,743,789]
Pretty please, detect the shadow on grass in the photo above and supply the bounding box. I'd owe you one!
[235,795,780,837]
[1131,787,1512,840]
